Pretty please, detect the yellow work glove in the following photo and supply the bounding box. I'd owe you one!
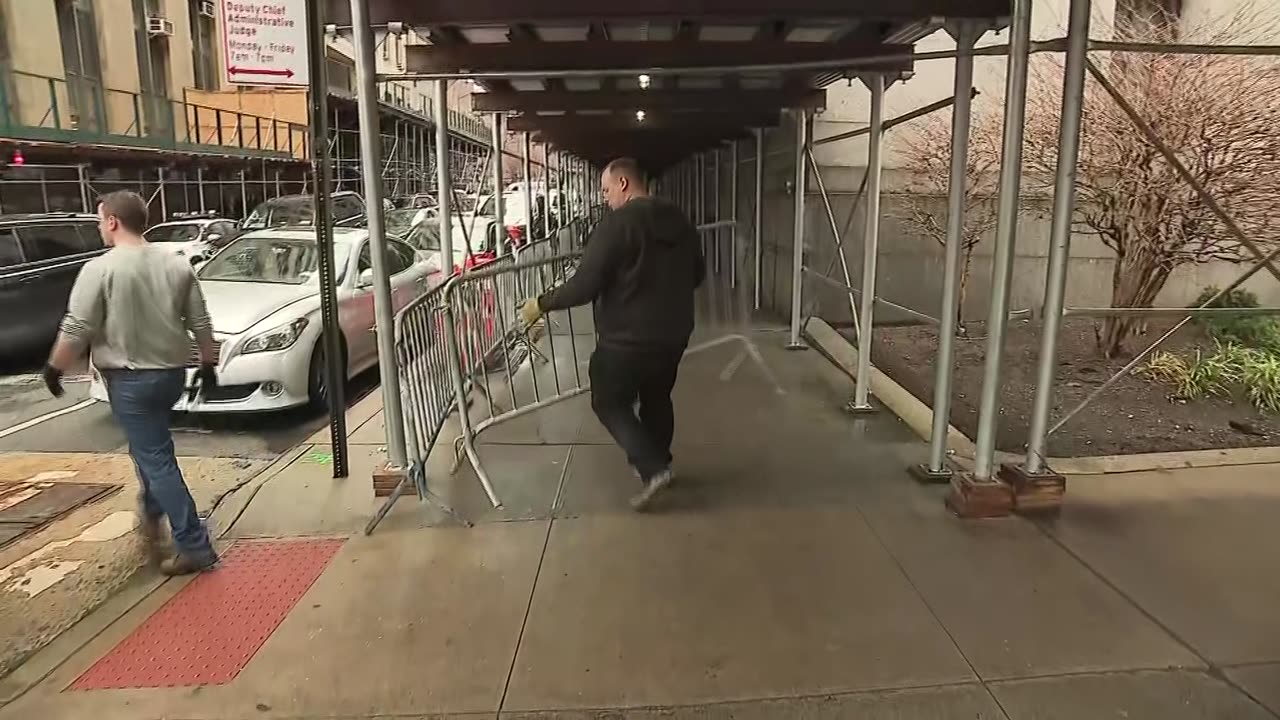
[520,298,544,327]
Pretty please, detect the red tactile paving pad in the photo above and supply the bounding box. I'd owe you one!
[70,538,345,690]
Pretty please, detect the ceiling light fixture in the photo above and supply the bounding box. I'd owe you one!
[636,110,647,122]
[638,74,651,89]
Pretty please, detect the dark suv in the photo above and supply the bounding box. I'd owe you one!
[241,192,367,231]
[0,214,106,358]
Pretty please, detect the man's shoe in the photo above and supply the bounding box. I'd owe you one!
[136,501,167,566]
[630,469,673,512]
[633,467,677,485]
[138,515,166,565]
[159,552,218,577]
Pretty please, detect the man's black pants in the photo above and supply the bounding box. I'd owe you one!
[589,343,684,480]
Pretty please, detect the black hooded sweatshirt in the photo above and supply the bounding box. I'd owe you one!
[536,196,705,350]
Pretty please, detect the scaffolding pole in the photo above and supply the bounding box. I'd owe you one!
[435,81,454,268]
[351,0,407,469]
[491,114,506,255]
[922,22,981,479]
[754,128,765,310]
[730,139,739,288]
[850,76,886,411]
[521,132,534,241]
[788,109,809,349]
[1021,0,1092,476]
[971,0,1032,482]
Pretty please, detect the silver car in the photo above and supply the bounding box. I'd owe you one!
[89,227,444,413]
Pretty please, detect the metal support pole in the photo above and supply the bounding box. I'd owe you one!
[851,76,886,410]
[1023,0,1091,474]
[926,23,980,475]
[239,170,248,219]
[788,109,809,349]
[491,114,506,255]
[157,168,168,221]
[730,140,739,288]
[972,0,1033,481]
[351,0,407,469]
[541,144,552,240]
[434,81,454,270]
[712,147,722,273]
[77,164,90,213]
[197,166,206,212]
[696,154,706,229]
[754,128,765,310]
[521,132,534,242]
[305,0,349,478]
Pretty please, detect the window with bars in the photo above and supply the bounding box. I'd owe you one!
[54,0,104,131]
[189,0,219,90]
[132,0,173,136]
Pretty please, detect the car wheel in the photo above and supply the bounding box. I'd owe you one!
[307,338,347,413]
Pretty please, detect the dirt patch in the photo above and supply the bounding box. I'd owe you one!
[865,317,1280,457]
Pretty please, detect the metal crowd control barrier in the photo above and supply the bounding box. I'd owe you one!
[369,218,740,530]
[365,222,587,532]
[444,248,587,507]
[442,219,739,510]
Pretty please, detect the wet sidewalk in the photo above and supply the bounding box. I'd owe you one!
[1,310,1278,719]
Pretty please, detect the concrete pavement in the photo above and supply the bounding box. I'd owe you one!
[0,315,1276,719]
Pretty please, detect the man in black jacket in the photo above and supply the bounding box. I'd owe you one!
[521,158,705,510]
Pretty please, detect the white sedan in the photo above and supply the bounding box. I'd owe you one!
[89,227,443,413]
[143,217,239,264]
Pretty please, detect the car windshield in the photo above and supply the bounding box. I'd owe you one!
[385,209,420,236]
[198,236,349,285]
[145,224,202,243]
[243,198,313,230]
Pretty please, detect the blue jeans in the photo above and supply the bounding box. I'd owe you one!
[102,368,216,564]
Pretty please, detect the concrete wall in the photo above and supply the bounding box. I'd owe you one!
[741,112,1280,331]
[765,0,1280,328]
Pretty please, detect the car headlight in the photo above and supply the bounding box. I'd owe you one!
[241,318,309,355]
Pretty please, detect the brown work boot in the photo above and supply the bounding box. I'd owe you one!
[159,552,218,577]
[137,504,167,566]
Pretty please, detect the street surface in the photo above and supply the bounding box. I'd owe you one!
[0,355,378,459]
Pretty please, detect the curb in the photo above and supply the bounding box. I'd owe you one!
[804,317,975,459]
[802,316,1280,476]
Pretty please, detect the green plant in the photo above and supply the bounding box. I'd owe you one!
[1191,285,1280,351]
[1142,341,1280,413]
[1240,351,1280,413]
[1141,351,1190,384]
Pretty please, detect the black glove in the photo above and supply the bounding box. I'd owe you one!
[42,364,64,398]
[196,363,218,394]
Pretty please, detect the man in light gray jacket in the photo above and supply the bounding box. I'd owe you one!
[43,191,219,575]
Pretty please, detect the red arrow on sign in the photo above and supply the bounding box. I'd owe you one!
[229,66,295,78]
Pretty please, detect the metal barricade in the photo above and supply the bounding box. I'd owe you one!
[444,245,586,507]
[366,221,587,530]
[373,216,747,526]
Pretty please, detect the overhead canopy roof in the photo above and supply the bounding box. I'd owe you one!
[326,0,1012,172]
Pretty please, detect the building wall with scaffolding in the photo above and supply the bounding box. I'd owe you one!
[780,2,1280,329]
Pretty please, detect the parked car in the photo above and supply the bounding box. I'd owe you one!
[385,207,494,272]
[0,213,106,358]
[241,192,367,231]
[88,227,443,413]
[144,214,239,265]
